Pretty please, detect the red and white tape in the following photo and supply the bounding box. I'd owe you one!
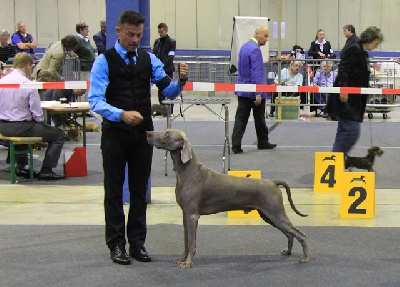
[0,81,399,95]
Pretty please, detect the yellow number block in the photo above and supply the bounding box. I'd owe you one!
[340,172,375,219]
[314,152,344,192]
[227,170,261,218]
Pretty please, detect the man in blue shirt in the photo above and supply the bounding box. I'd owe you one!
[88,10,188,265]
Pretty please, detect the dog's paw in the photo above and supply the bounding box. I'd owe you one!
[300,255,310,263]
[173,257,186,264]
[281,249,292,256]
[179,261,193,268]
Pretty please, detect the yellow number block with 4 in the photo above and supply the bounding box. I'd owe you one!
[227,170,261,218]
[341,172,375,219]
[314,152,344,192]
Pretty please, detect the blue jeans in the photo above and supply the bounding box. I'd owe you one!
[332,119,361,156]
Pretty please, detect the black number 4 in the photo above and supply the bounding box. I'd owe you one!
[320,165,336,188]
[348,187,367,214]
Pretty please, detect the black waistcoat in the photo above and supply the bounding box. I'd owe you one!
[103,48,153,131]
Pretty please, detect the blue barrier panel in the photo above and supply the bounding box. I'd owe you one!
[123,164,151,204]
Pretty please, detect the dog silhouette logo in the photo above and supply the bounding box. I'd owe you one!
[322,155,336,162]
[350,175,367,184]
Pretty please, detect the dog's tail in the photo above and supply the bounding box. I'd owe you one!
[272,179,308,217]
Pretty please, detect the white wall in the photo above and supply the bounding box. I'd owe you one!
[0,0,397,51]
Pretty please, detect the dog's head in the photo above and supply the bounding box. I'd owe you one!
[369,146,384,157]
[147,129,192,163]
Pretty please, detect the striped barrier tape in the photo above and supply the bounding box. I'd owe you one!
[0,81,399,95]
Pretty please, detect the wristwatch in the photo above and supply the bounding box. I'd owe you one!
[178,78,187,86]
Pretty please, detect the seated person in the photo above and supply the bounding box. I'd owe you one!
[0,29,16,67]
[311,60,337,116]
[0,53,66,180]
[308,29,334,60]
[269,61,303,117]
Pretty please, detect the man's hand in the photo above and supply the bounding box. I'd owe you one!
[340,93,348,102]
[178,62,189,80]
[254,95,262,106]
[120,111,143,126]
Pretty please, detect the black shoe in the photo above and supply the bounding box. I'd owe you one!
[232,146,243,154]
[16,165,38,179]
[38,171,65,180]
[268,113,275,118]
[111,245,131,265]
[129,246,151,262]
[258,142,277,150]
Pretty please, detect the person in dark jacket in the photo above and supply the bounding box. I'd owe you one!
[93,19,106,55]
[327,26,383,155]
[340,24,359,56]
[152,23,176,114]
[308,29,334,59]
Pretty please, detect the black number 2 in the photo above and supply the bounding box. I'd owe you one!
[348,187,367,214]
[320,165,336,188]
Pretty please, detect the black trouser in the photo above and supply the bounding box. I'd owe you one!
[0,121,65,169]
[101,126,153,250]
[158,71,174,113]
[232,96,269,148]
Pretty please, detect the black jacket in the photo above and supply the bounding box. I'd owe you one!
[152,35,176,74]
[326,43,370,122]
[308,40,333,59]
[340,34,359,56]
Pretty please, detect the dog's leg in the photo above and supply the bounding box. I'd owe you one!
[173,212,189,265]
[281,234,294,256]
[258,211,294,256]
[178,212,200,268]
[266,215,310,263]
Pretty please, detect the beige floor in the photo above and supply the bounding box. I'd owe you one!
[1,92,400,228]
[1,185,400,227]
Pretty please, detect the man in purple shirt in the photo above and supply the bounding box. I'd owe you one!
[312,60,337,116]
[0,53,66,180]
[231,26,276,154]
[11,22,39,62]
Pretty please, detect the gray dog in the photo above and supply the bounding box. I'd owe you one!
[146,129,310,268]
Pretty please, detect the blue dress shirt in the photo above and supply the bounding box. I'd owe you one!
[88,41,183,122]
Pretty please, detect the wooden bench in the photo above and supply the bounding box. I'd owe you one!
[0,133,43,184]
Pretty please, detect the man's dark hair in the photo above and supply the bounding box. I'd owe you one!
[158,23,168,29]
[75,22,88,34]
[61,34,79,51]
[343,24,355,34]
[118,10,145,26]
[37,70,62,82]
[359,26,384,44]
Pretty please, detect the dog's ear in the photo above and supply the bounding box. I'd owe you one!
[180,132,192,164]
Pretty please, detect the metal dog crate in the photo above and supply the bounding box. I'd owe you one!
[61,57,81,81]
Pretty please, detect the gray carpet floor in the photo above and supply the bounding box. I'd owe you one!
[1,120,397,188]
[1,225,400,287]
